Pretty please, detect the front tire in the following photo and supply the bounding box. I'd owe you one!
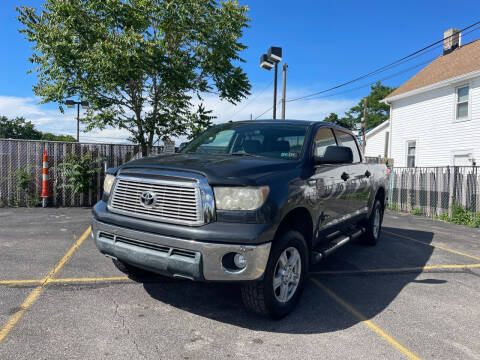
[241,230,308,319]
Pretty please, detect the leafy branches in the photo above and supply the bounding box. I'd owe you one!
[58,154,99,197]
[322,82,396,130]
[17,0,251,151]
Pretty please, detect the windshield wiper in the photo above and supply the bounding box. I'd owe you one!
[229,152,263,157]
[185,151,263,158]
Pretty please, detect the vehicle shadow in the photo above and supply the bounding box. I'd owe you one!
[141,227,435,333]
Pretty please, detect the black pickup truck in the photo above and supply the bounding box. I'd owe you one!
[92,120,388,318]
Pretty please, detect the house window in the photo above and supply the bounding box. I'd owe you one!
[407,141,416,167]
[456,86,469,120]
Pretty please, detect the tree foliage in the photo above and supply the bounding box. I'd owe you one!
[323,112,357,130]
[0,116,76,141]
[323,82,396,130]
[58,154,99,196]
[0,116,42,139]
[17,0,251,152]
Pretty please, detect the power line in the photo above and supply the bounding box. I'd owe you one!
[251,22,480,120]
[285,21,480,103]
[221,80,274,122]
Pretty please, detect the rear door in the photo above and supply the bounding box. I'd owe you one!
[308,127,350,238]
[334,129,372,217]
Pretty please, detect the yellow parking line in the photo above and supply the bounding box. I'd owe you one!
[0,279,41,286]
[310,263,480,275]
[50,276,129,283]
[311,278,421,360]
[384,230,480,261]
[0,226,91,345]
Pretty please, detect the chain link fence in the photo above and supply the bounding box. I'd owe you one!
[388,167,480,224]
[0,139,165,207]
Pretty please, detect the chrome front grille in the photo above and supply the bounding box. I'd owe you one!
[108,176,203,226]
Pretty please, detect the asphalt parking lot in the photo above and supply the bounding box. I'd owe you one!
[1,209,480,359]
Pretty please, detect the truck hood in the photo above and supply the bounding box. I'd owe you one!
[118,153,300,186]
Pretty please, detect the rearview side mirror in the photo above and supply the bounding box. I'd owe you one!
[314,146,353,165]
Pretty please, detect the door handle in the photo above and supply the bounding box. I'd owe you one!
[341,172,350,181]
[365,170,371,178]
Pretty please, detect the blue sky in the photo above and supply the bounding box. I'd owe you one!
[1,0,479,142]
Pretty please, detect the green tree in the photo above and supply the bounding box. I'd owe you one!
[323,112,356,130]
[343,82,396,130]
[0,116,42,139]
[18,0,251,154]
[0,115,76,141]
[41,133,77,142]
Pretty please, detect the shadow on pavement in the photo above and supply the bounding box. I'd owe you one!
[140,227,434,333]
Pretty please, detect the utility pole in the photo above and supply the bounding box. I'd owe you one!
[281,63,288,119]
[65,100,89,142]
[362,97,367,153]
[273,62,278,119]
[76,103,80,142]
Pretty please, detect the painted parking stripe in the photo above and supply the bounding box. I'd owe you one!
[384,230,480,261]
[50,276,129,283]
[0,227,91,345]
[3,263,480,287]
[310,263,480,275]
[311,278,421,360]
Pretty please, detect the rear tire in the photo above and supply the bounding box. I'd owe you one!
[241,230,308,319]
[362,199,384,246]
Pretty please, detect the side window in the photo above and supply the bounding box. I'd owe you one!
[407,141,416,167]
[335,130,361,163]
[314,127,337,157]
[456,85,469,120]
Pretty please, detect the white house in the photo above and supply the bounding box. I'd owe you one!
[364,119,390,159]
[381,28,480,167]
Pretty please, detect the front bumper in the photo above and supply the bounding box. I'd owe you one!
[92,218,271,281]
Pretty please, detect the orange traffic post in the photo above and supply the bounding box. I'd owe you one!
[41,149,51,207]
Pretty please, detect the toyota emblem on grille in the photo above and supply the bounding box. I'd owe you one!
[140,191,157,208]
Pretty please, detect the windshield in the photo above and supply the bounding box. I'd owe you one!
[182,122,308,160]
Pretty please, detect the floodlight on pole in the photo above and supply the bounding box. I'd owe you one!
[267,46,282,62]
[260,46,284,119]
[260,54,274,70]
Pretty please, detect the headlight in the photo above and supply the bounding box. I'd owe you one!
[214,186,269,210]
[103,174,115,194]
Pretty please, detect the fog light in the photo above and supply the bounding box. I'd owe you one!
[234,253,247,269]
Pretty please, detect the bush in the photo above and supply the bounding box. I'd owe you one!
[58,154,99,201]
[9,168,39,207]
[411,207,423,216]
[439,204,480,228]
[389,202,399,211]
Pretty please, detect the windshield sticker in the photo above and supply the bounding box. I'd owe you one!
[281,152,299,158]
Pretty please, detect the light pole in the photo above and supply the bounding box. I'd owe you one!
[260,46,286,119]
[65,100,89,142]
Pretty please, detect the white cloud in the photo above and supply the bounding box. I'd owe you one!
[0,88,357,145]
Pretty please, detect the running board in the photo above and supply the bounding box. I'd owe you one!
[311,228,365,264]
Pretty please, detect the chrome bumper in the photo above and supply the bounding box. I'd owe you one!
[91,218,271,281]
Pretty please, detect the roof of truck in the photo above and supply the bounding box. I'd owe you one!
[234,119,351,131]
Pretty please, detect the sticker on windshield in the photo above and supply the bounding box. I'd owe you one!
[281,152,299,158]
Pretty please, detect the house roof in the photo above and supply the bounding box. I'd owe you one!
[385,39,480,99]
[365,119,390,138]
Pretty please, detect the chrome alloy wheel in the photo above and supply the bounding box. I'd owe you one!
[273,247,301,303]
[373,207,381,239]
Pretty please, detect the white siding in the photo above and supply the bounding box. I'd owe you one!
[390,75,480,167]
[364,121,389,158]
